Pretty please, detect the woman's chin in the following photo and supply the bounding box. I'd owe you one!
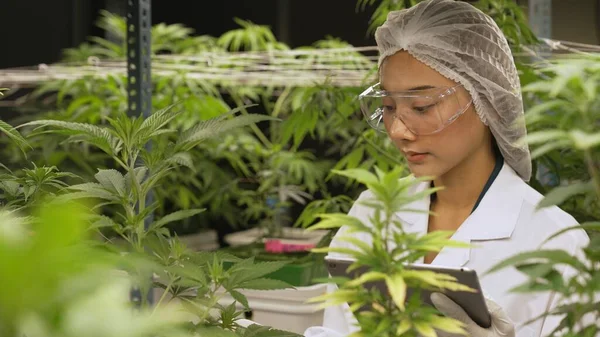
[407,162,443,180]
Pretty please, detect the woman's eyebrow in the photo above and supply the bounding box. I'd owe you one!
[381,85,437,91]
[409,85,436,91]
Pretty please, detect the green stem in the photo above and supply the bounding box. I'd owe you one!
[584,150,600,199]
[231,93,272,148]
[271,86,292,142]
[272,86,292,118]
[114,157,128,171]
[128,158,146,251]
[384,209,393,264]
[151,281,173,316]
[197,284,224,324]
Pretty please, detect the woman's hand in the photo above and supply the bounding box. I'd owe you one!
[430,293,515,337]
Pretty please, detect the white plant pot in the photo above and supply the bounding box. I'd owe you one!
[218,283,327,334]
[179,229,219,251]
[224,227,328,247]
[107,229,219,251]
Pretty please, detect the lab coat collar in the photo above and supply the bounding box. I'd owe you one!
[457,162,524,241]
[394,162,525,266]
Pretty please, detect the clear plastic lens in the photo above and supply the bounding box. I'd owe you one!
[359,84,470,135]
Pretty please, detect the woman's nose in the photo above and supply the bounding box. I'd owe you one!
[387,116,417,141]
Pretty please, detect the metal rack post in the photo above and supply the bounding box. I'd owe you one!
[126,0,154,305]
[529,0,552,39]
[127,0,152,118]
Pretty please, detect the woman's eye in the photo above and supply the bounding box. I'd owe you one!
[382,105,395,113]
[413,104,434,113]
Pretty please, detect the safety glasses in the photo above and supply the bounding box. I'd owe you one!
[358,83,473,135]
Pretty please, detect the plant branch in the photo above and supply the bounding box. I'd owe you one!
[197,282,225,324]
[114,157,129,171]
[584,150,600,199]
[151,280,173,316]
[231,93,272,148]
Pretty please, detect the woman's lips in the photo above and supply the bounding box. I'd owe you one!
[404,151,429,163]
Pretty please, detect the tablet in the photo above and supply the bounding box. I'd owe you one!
[325,256,492,328]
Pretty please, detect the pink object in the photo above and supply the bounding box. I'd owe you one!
[264,239,315,253]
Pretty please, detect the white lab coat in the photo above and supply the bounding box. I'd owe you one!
[304,162,590,337]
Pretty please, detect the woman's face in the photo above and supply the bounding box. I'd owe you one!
[380,51,491,179]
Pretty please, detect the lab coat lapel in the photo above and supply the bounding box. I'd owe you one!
[432,163,526,267]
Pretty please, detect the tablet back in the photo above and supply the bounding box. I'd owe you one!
[325,257,492,328]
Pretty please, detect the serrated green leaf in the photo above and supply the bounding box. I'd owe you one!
[307,213,369,232]
[530,140,571,158]
[544,222,600,243]
[515,263,555,279]
[177,110,277,150]
[229,289,250,310]
[385,273,406,311]
[538,182,594,209]
[523,130,569,146]
[338,236,374,255]
[524,100,568,119]
[569,130,600,150]
[89,215,118,230]
[149,208,205,232]
[66,183,116,201]
[330,168,379,186]
[0,119,30,154]
[487,249,588,275]
[21,119,116,145]
[414,321,437,337]
[124,166,148,192]
[138,103,181,138]
[59,191,115,205]
[94,169,126,197]
[166,152,195,171]
[345,271,387,287]
[429,315,465,334]
[1,180,20,197]
[396,319,412,335]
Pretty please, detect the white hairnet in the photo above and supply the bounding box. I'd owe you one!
[375,0,531,181]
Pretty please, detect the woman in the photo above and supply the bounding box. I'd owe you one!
[304,1,590,336]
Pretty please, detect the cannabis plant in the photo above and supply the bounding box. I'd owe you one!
[218,18,288,52]
[145,232,302,337]
[13,7,385,238]
[487,54,600,337]
[61,11,288,61]
[0,89,30,161]
[0,164,77,211]
[62,10,211,62]
[518,55,600,223]
[0,89,79,212]
[0,196,299,337]
[307,166,473,337]
[8,74,127,180]
[236,146,331,237]
[17,104,302,336]
[20,104,271,246]
[0,199,191,337]
[19,70,243,225]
